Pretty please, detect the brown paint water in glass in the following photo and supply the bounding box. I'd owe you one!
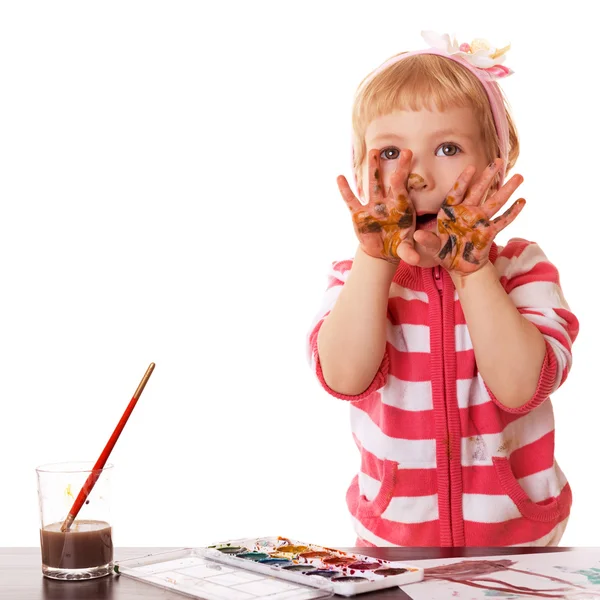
[40,520,113,569]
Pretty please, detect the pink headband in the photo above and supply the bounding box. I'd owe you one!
[353,31,513,189]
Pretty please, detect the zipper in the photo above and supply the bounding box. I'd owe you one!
[434,265,443,293]
[433,265,453,544]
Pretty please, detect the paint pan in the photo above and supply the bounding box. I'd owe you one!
[206,536,424,596]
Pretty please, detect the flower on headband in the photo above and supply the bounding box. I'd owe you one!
[421,30,513,79]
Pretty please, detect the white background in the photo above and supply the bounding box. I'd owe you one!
[1,1,597,548]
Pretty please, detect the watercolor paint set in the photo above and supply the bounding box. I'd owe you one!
[114,536,424,598]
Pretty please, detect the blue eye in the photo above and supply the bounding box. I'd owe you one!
[436,144,461,157]
[380,147,400,160]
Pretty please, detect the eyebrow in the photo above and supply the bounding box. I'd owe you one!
[371,129,476,143]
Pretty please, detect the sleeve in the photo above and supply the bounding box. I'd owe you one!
[306,259,389,401]
[485,238,580,414]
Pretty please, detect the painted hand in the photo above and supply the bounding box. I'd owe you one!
[337,149,418,264]
[414,159,525,275]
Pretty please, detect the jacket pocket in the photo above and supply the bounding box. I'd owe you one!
[492,456,563,523]
[355,460,397,519]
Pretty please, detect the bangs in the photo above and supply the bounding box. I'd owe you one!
[353,54,490,133]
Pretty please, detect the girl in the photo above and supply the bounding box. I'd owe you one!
[307,32,579,547]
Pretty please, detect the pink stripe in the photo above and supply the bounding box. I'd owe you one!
[519,308,546,317]
[454,301,468,325]
[500,262,559,292]
[462,465,505,495]
[354,436,438,496]
[460,401,524,437]
[555,308,580,341]
[509,430,556,479]
[387,347,477,382]
[388,296,430,325]
[525,320,572,351]
[498,238,530,259]
[326,276,344,289]
[388,346,430,381]
[332,259,353,275]
[355,397,435,439]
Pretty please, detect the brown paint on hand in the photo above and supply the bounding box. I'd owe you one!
[436,205,493,271]
[355,216,383,234]
[352,193,415,262]
[462,241,478,264]
[374,203,389,217]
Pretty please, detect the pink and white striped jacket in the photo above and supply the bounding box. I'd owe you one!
[307,239,579,547]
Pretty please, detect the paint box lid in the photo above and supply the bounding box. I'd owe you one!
[114,547,335,599]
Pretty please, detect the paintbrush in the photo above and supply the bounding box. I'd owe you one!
[60,362,155,532]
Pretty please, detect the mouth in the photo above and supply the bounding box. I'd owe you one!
[415,212,438,231]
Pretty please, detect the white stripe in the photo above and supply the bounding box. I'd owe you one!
[383,495,439,524]
[509,281,568,309]
[388,323,430,353]
[350,516,396,546]
[463,493,521,523]
[358,471,381,502]
[456,376,492,409]
[359,468,567,525]
[521,312,572,349]
[454,324,473,352]
[495,242,546,277]
[523,306,570,327]
[389,285,428,302]
[357,472,439,524]
[545,336,570,390]
[461,400,555,466]
[350,405,436,468]
[463,468,567,524]
[519,464,568,503]
[383,377,433,411]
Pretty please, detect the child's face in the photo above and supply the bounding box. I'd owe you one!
[360,106,491,266]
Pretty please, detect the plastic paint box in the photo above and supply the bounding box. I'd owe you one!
[114,536,424,598]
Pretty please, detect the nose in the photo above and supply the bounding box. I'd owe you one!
[407,172,427,191]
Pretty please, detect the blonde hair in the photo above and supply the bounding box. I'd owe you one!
[352,53,519,193]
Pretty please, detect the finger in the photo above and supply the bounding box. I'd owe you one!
[414,230,442,256]
[482,174,524,219]
[491,198,526,233]
[463,159,503,206]
[337,175,363,213]
[367,149,384,204]
[443,165,477,206]
[390,149,413,196]
[397,239,421,265]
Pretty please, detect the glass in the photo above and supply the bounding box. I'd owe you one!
[36,461,114,580]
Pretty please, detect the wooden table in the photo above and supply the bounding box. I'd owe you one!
[0,546,575,599]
